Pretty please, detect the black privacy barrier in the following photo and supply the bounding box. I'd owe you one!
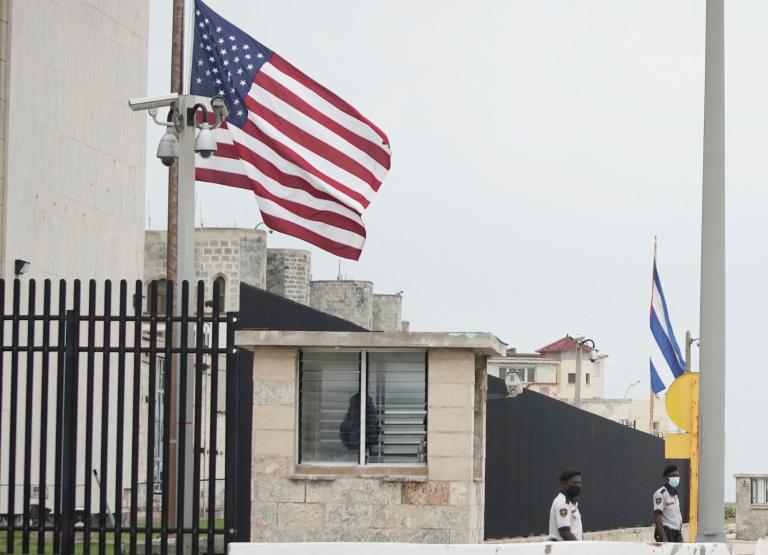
[484,376,689,540]
[0,279,251,555]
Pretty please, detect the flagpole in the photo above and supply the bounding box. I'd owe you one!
[649,237,656,434]
[696,0,726,543]
[166,0,185,530]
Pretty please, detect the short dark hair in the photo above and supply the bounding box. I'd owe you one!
[663,464,678,477]
[559,470,582,482]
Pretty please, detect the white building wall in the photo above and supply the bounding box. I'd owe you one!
[1,0,148,282]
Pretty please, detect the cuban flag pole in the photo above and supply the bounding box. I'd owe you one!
[649,242,686,395]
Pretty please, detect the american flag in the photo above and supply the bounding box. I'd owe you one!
[190,0,391,260]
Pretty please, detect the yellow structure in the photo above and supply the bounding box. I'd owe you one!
[664,372,700,542]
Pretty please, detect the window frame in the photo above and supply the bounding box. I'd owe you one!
[297,347,428,468]
[751,478,768,505]
[567,372,576,384]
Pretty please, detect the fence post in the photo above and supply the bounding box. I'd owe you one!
[60,310,79,555]
[224,313,251,544]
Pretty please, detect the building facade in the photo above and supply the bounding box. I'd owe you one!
[734,474,768,540]
[144,228,268,312]
[487,336,671,435]
[0,0,148,283]
[486,336,606,402]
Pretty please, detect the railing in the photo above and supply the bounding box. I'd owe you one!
[0,279,247,554]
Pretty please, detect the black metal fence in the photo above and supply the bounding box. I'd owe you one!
[484,379,689,540]
[0,279,250,554]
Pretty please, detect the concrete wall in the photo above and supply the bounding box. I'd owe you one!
[1,0,148,282]
[229,538,729,555]
[735,474,768,540]
[248,346,487,543]
[266,248,311,305]
[310,281,374,329]
[144,228,267,312]
[372,294,402,332]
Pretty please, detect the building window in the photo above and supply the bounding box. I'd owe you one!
[149,279,167,315]
[752,478,768,504]
[213,276,226,312]
[298,350,427,466]
[585,373,591,385]
[568,373,576,384]
[501,367,536,383]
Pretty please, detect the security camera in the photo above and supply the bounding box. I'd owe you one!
[589,349,599,363]
[157,131,179,166]
[504,372,524,398]
[210,95,230,120]
[128,93,179,112]
[194,127,217,158]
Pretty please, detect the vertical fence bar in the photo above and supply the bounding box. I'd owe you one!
[129,281,143,555]
[53,279,68,555]
[61,280,81,555]
[191,282,205,555]
[160,281,173,555]
[98,281,112,555]
[146,281,159,550]
[0,280,4,546]
[83,280,98,554]
[114,281,128,554]
[22,280,36,554]
[175,281,189,553]
[8,279,22,553]
[224,311,241,547]
[207,281,221,554]
[37,280,52,554]
[0,280,4,541]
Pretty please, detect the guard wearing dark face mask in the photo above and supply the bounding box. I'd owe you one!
[549,470,583,541]
[653,465,683,542]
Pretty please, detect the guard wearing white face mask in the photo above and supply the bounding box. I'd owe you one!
[653,464,683,542]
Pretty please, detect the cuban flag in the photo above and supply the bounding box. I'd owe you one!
[650,259,686,393]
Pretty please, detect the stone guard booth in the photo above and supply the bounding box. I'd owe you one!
[734,474,768,540]
[236,330,506,543]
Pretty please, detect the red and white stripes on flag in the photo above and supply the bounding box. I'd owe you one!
[191,2,391,260]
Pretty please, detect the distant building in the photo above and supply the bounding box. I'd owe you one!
[144,228,268,312]
[734,473,768,540]
[486,336,605,401]
[487,335,671,435]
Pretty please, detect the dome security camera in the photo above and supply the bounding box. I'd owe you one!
[504,372,524,398]
[589,349,600,363]
[157,131,179,167]
[194,127,217,158]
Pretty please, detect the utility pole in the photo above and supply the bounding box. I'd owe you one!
[165,0,184,530]
[696,0,726,543]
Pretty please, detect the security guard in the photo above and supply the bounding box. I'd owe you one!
[653,464,683,543]
[549,470,583,541]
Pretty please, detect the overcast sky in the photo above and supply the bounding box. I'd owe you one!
[145,1,768,498]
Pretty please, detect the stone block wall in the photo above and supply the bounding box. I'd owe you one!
[372,294,403,332]
[249,346,486,543]
[144,228,267,312]
[310,281,373,329]
[735,474,768,540]
[266,249,311,305]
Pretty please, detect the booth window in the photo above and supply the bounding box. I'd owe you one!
[298,350,427,466]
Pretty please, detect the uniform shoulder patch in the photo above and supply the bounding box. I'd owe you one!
[559,508,568,517]
[655,496,662,504]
